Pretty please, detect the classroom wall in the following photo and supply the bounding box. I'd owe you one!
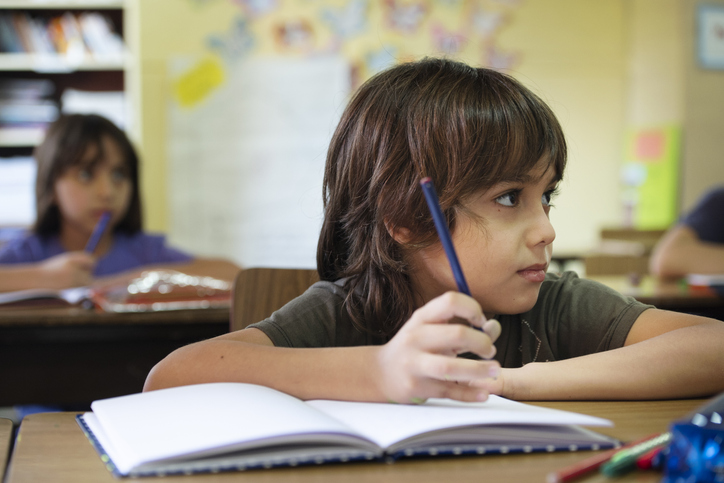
[681,0,724,212]
[131,0,718,265]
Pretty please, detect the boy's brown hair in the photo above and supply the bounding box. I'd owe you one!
[33,113,142,236]
[317,58,567,339]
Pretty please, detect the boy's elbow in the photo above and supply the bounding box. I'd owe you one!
[143,360,164,392]
[143,354,177,392]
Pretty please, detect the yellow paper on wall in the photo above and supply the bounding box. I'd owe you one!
[173,57,226,108]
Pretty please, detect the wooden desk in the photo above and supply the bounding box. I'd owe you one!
[589,275,724,320]
[0,418,12,481]
[5,399,704,483]
[0,306,229,406]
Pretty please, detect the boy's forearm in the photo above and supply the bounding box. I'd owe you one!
[504,323,724,400]
[144,339,386,401]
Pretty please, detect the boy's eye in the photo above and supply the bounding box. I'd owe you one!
[77,168,92,182]
[542,187,559,207]
[495,190,519,207]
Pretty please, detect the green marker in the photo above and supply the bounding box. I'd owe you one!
[600,432,672,477]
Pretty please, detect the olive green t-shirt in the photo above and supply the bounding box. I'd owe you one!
[247,271,653,367]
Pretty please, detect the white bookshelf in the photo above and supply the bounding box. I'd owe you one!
[0,0,131,148]
[0,126,46,147]
[0,52,127,72]
[0,1,123,9]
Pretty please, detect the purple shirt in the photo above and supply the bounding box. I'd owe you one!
[680,186,724,244]
[0,232,194,277]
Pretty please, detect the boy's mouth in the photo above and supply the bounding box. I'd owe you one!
[517,264,547,283]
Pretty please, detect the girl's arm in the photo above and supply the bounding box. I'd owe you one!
[498,309,724,400]
[0,252,95,291]
[144,292,502,403]
[649,225,724,277]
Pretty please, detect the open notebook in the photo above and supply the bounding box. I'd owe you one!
[77,383,619,477]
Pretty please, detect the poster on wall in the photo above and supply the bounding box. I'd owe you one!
[621,126,681,230]
[168,56,350,268]
[697,4,724,70]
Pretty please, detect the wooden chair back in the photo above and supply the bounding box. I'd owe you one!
[230,268,319,332]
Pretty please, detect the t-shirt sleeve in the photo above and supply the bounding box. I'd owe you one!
[680,187,724,243]
[247,281,373,348]
[540,272,653,359]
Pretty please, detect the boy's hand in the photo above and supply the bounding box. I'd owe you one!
[39,252,96,288]
[375,291,502,404]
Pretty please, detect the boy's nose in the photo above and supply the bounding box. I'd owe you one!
[530,209,556,247]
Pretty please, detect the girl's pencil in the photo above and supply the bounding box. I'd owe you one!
[85,211,111,254]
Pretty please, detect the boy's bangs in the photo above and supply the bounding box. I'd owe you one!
[461,73,566,191]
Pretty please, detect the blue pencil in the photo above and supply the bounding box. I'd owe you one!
[419,177,471,296]
[85,212,111,254]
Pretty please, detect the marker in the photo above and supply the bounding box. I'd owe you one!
[546,433,655,483]
[85,211,111,254]
[600,432,672,477]
[419,177,471,296]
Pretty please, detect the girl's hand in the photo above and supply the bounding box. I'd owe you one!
[39,252,96,289]
[375,291,502,404]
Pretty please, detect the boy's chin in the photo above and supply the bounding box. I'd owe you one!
[491,291,541,316]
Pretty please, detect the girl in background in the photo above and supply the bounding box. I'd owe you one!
[145,58,723,402]
[0,114,239,291]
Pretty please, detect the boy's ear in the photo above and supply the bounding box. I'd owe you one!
[384,219,413,244]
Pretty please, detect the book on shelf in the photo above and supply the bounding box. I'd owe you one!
[77,382,619,478]
[0,11,123,58]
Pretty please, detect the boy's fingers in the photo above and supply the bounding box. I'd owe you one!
[482,319,501,342]
[413,323,497,359]
[409,291,485,328]
[416,352,501,383]
[421,379,492,403]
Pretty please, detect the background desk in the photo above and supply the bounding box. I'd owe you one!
[5,398,704,483]
[589,275,724,320]
[0,418,11,480]
[0,306,229,406]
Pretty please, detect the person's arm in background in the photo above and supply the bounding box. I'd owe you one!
[649,187,724,278]
[649,224,724,278]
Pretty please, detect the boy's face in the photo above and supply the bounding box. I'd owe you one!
[410,160,558,317]
[54,135,132,242]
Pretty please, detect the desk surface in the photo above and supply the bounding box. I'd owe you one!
[6,398,704,483]
[0,418,12,481]
[589,275,723,312]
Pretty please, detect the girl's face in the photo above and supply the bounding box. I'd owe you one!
[409,160,558,317]
[54,135,132,243]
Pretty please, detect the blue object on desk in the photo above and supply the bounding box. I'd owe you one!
[662,392,724,483]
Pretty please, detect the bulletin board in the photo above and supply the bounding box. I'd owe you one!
[166,0,523,268]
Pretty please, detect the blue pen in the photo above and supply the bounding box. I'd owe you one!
[420,177,471,296]
[85,211,111,254]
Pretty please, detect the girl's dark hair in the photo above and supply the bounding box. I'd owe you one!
[33,113,142,236]
[317,57,567,339]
